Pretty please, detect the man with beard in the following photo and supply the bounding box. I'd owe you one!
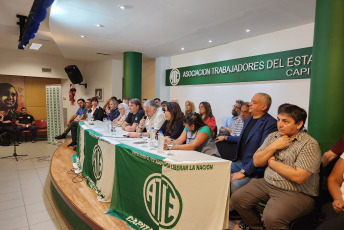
[218,100,244,136]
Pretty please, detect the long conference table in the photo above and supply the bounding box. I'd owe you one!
[76,121,231,230]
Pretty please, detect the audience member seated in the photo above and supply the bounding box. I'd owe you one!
[108,98,120,121]
[90,97,104,121]
[315,152,344,229]
[56,98,92,147]
[15,107,37,143]
[55,98,86,140]
[142,98,147,105]
[122,97,130,105]
[218,100,243,136]
[215,102,251,160]
[127,100,165,138]
[113,103,129,127]
[165,112,219,156]
[154,98,161,107]
[159,102,184,139]
[0,110,15,145]
[184,100,195,116]
[122,98,145,132]
[232,103,321,230]
[171,97,179,104]
[199,101,217,136]
[228,93,277,196]
[216,102,251,143]
[102,96,117,117]
[321,134,344,167]
[161,101,168,111]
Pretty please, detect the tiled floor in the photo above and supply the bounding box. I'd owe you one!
[0,140,69,230]
[0,139,241,230]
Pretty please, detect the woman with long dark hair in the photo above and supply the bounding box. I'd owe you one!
[199,101,216,136]
[0,83,18,117]
[159,102,184,139]
[166,112,219,156]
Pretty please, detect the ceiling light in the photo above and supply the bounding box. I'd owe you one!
[181,47,185,51]
[208,40,212,43]
[29,43,42,50]
[80,35,85,38]
[118,5,125,10]
[246,29,251,32]
[96,24,104,27]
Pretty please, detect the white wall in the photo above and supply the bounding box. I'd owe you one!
[62,59,123,120]
[169,23,314,128]
[0,48,84,79]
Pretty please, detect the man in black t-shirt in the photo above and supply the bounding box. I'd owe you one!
[15,107,37,143]
[122,98,145,132]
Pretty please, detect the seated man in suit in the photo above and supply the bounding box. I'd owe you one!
[215,102,251,160]
[15,107,37,143]
[232,103,321,229]
[229,93,277,195]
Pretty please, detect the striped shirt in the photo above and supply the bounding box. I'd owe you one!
[231,116,244,136]
[259,131,321,196]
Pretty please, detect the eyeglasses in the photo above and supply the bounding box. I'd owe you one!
[233,105,241,110]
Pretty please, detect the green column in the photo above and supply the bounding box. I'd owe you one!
[123,52,142,99]
[308,0,344,152]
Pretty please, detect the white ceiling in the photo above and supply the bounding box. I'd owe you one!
[0,0,316,62]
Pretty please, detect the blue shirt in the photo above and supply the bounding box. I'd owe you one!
[76,106,86,117]
[109,108,120,121]
[220,115,239,129]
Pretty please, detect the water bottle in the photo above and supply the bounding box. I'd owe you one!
[106,118,111,133]
[157,131,164,154]
[150,127,155,148]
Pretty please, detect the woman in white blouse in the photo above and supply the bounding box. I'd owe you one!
[113,103,129,126]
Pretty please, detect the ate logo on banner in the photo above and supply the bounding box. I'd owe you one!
[143,173,183,229]
[92,145,103,180]
[169,69,180,86]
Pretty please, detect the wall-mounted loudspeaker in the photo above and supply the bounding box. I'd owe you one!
[64,65,87,88]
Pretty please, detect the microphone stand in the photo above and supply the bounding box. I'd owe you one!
[1,114,27,161]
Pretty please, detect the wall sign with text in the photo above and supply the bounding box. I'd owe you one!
[166,47,312,86]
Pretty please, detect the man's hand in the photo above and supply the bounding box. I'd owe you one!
[139,118,146,127]
[332,200,344,213]
[268,156,276,167]
[21,124,26,128]
[127,132,140,138]
[67,121,71,126]
[215,136,227,143]
[272,136,291,150]
[230,172,245,182]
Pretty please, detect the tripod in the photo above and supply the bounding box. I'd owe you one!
[1,123,27,161]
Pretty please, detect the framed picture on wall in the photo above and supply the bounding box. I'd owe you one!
[95,88,103,101]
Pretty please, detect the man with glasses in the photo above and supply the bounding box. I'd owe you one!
[219,100,244,136]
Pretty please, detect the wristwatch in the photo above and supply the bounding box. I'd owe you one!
[240,169,248,176]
